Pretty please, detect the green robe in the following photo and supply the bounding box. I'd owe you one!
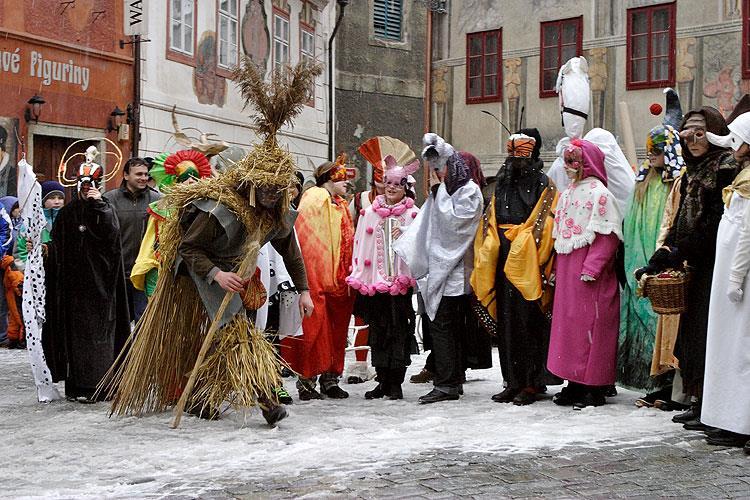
[617,175,671,391]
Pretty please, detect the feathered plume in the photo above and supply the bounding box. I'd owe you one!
[232,57,323,143]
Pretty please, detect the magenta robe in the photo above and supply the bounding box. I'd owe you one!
[547,232,620,386]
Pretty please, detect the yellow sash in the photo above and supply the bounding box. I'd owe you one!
[470,186,558,322]
[723,166,750,207]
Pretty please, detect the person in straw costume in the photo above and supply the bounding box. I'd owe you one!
[102,59,319,427]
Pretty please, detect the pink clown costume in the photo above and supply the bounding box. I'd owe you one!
[347,156,420,296]
[547,139,623,401]
[346,155,420,400]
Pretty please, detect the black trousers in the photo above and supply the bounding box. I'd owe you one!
[427,295,465,395]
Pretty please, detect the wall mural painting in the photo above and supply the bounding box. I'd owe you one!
[25,0,115,52]
[677,38,697,110]
[702,34,742,117]
[242,0,271,69]
[193,32,227,107]
[0,118,18,197]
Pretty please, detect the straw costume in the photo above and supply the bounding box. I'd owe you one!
[103,60,320,424]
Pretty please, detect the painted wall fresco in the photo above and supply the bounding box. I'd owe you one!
[24,0,117,53]
[193,32,227,107]
[242,0,270,68]
[702,33,742,117]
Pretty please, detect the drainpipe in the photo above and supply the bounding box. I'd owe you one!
[422,10,433,196]
[327,0,349,161]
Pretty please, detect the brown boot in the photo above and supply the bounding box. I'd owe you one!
[409,368,433,384]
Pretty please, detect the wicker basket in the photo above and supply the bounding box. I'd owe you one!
[641,271,690,315]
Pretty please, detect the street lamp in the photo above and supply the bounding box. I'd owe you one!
[107,106,127,132]
[327,0,349,161]
[24,94,46,123]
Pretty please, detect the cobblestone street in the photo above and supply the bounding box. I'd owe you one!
[157,434,750,499]
[4,348,749,499]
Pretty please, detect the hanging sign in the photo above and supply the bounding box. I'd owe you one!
[124,0,149,36]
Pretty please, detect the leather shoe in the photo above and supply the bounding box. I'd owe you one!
[261,405,288,427]
[706,430,750,447]
[552,385,581,406]
[672,406,699,424]
[409,368,433,384]
[387,385,403,400]
[365,384,386,400]
[323,385,349,399]
[491,387,520,403]
[512,390,537,406]
[573,392,606,410]
[418,388,459,404]
[683,419,711,431]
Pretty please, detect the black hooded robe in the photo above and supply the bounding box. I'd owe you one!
[43,197,131,400]
[493,135,562,390]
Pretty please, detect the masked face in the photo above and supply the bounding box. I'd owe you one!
[563,147,583,181]
[256,187,283,209]
[331,180,348,197]
[384,180,406,204]
[680,125,709,158]
[647,148,666,168]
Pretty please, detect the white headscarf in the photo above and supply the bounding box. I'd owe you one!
[548,130,635,214]
[581,128,636,214]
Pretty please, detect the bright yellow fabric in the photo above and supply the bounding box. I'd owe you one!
[503,190,558,301]
[723,166,750,207]
[470,198,501,321]
[471,189,558,320]
[296,186,346,294]
[130,216,159,292]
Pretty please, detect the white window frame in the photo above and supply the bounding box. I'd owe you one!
[217,0,239,69]
[273,10,290,72]
[170,0,195,56]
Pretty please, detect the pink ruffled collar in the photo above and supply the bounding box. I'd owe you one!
[371,195,414,218]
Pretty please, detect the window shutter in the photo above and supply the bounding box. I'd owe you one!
[374,0,402,40]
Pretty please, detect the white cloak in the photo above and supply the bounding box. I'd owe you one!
[393,181,482,320]
[702,192,750,435]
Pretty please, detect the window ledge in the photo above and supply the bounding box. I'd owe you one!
[167,49,196,67]
[626,79,675,91]
[216,65,235,79]
[369,35,411,52]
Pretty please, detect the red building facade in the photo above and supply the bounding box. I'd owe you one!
[0,0,134,195]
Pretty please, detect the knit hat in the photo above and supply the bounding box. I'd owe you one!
[40,180,65,202]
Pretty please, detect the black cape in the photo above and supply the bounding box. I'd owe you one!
[42,197,131,399]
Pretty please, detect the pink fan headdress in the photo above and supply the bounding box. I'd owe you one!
[383,155,420,187]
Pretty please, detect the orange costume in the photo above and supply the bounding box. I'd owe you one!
[282,185,355,379]
[1,255,24,344]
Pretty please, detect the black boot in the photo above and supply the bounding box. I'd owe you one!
[387,367,406,400]
[365,368,388,400]
[553,382,583,406]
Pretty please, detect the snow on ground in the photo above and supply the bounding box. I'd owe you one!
[2,348,686,498]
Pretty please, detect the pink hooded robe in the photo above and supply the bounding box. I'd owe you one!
[547,139,623,386]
